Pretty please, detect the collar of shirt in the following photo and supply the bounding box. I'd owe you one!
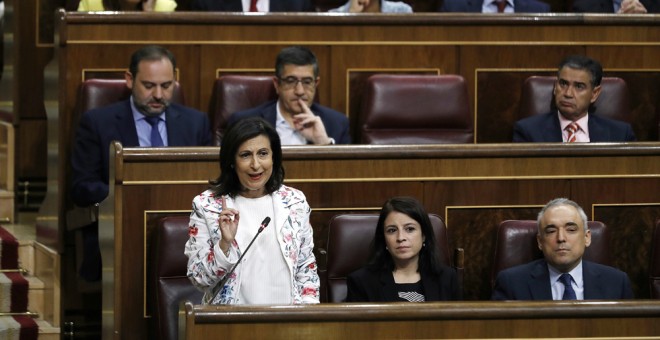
[548,261,584,300]
[613,0,622,12]
[275,100,307,145]
[558,111,590,142]
[242,0,270,12]
[483,0,514,13]
[130,96,168,147]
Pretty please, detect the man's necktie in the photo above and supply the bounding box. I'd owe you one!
[495,0,507,12]
[559,273,577,300]
[565,122,579,143]
[249,0,258,12]
[145,116,164,147]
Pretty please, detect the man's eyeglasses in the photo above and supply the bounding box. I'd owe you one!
[278,77,316,90]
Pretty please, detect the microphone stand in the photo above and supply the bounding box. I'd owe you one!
[207,217,271,304]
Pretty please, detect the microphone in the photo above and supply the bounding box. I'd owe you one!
[208,216,271,304]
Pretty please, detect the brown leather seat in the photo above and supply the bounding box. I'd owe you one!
[518,76,631,123]
[649,219,660,299]
[490,220,611,287]
[360,74,474,144]
[149,216,202,340]
[208,75,277,145]
[325,213,462,303]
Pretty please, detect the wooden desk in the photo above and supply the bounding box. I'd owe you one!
[184,300,660,339]
[102,142,660,339]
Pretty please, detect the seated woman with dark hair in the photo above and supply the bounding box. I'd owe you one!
[77,0,177,11]
[346,196,461,302]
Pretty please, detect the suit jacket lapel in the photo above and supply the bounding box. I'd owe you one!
[261,103,279,128]
[582,261,602,299]
[471,0,485,12]
[587,116,608,142]
[421,273,440,301]
[529,260,553,300]
[379,270,399,301]
[164,106,182,146]
[544,113,563,142]
[513,0,529,11]
[116,101,140,147]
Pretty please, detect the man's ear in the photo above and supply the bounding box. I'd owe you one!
[272,76,280,96]
[584,229,592,248]
[125,71,134,90]
[590,85,602,104]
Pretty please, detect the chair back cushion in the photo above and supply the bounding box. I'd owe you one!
[518,76,631,123]
[209,75,278,145]
[491,219,611,287]
[149,216,202,340]
[360,74,473,144]
[326,213,450,303]
[650,219,660,299]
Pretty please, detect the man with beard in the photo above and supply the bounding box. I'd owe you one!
[71,45,211,281]
[228,46,350,145]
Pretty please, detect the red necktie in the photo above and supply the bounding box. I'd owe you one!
[565,122,579,143]
[495,0,507,12]
[249,0,258,12]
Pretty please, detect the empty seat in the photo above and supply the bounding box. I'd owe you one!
[490,219,611,287]
[208,75,278,145]
[149,216,202,340]
[360,74,474,144]
[326,213,461,303]
[518,76,631,123]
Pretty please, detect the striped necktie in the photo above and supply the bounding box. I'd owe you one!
[565,122,579,143]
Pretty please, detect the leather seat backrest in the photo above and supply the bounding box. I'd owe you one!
[360,74,473,144]
[208,75,278,145]
[149,216,202,340]
[326,213,450,303]
[518,76,631,123]
[490,219,610,287]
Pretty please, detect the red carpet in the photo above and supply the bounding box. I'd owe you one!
[0,226,19,269]
[0,226,37,340]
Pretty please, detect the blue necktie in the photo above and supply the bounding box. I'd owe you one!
[559,273,577,300]
[145,116,164,147]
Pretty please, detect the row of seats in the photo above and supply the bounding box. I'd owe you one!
[149,215,660,340]
[75,74,634,146]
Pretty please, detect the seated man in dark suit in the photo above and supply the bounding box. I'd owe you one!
[513,55,636,142]
[492,198,634,300]
[228,46,350,145]
[439,0,550,13]
[71,45,212,281]
[572,0,658,13]
[190,0,315,11]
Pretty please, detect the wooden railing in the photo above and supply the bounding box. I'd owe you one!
[102,141,660,339]
[184,300,660,339]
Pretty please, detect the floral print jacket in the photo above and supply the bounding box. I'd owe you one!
[184,185,320,305]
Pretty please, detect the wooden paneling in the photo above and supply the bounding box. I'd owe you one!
[185,301,660,339]
[101,142,660,339]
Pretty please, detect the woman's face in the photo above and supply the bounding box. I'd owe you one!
[234,135,273,198]
[383,211,425,268]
